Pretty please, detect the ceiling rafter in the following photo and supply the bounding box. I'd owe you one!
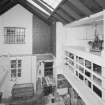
[0,0,9,6]
[66,0,85,17]
[60,3,81,20]
[18,0,51,25]
[68,0,93,16]
[56,8,75,22]
[48,16,57,22]
[94,0,105,9]
[33,0,52,14]
[55,11,71,23]
[52,13,68,24]
[0,0,17,15]
[0,0,104,25]
[80,0,102,13]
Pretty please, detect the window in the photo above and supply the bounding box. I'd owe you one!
[41,0,63,9]
[4,27,25,44]
[11,59,22,80]
[26,0,63,15]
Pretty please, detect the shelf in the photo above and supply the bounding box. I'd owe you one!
[93,85,102,98]
[65,56,74,62]
[66,62,74,68]
[64,48,103,99]
[93,63,102,76]
[85,70,91,79]
[93,75,102,86]
[79,73,84,81]
[79,65,84,73]
[63,10,105,105]
[64,46,104,66]
[85,78,92,88]
[85,60,92,70]
[78,57,84,66]
[76,70,79,77]
[63,69,104,105]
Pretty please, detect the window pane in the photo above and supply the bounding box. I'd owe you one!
[18,60,22,67]
[11,60,16,64]
[11,69,16,73]
[4,27,25,44]
[11,63,16,68]
[18,73,21,77]
[11,69,16,77]
[18,69,21,72]
[18,64,21,68]
[11,73,16,77]
[10,59,22,79]
[18,60,21,64]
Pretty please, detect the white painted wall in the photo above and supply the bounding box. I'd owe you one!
[0,4,37,98]
[0,55,36,98]
[64,22,103,48]
[0,4,33,55]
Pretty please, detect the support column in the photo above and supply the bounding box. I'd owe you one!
[56,22,64,74]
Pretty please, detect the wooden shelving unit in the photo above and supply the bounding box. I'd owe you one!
[63,10,105,105]
[64,50,103,97]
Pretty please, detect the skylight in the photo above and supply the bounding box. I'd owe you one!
[26,0,50,16]
[26,0,63,16]
[42,0,63,9]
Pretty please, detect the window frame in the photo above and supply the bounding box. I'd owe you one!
[10,58,22,81]
[4,27,25,44]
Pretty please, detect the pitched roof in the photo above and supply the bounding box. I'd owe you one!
[0,0,105,25]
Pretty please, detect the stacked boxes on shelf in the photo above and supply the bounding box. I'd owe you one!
[64,50,102,98]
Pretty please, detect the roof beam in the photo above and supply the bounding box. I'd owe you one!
[0,0,9,6]
[55,12,71,23]
[68,0,93,16]
[56,8,74,22]
[33,0,52,14]
[48,16,57,22]
[0,0,17,15]
[53,13,68,24]
[94,0,105,8]
[60,4,81,20]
